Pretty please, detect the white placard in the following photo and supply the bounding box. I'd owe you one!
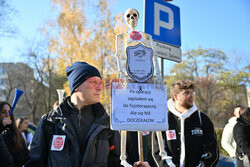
[111,82,168,131]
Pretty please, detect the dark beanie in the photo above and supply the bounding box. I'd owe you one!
[66,62,101,95]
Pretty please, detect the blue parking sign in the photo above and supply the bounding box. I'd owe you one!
[144,0,181,47]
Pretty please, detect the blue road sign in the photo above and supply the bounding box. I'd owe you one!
[144,0,181,47]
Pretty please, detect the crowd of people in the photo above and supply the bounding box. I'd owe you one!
[0,61,249,167]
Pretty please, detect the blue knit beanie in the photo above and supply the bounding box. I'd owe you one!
[66,62,101,95]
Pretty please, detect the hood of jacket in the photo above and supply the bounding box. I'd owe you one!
[228,117,237,123]
[167,98,198,119]
[227,117,237,126]
[47,96,110,127]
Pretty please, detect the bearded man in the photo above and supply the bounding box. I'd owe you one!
[152,80,219,167]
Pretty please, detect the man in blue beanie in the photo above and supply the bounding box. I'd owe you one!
[27,61,122,167]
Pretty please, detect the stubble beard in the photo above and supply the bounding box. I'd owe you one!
[182,100,193,110]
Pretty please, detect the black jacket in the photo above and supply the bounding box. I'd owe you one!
[27,98,121,167]
[152,99,219,167]
[233,118,250,166]
[0,134,13,167]
[1,125,29,167]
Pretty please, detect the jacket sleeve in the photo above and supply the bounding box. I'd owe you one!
[221,122,236,157]
[233,122,250,159]
[1,124,14,146]
[108,130,122,167]
[25,115,49,167]
[201,113,219,167]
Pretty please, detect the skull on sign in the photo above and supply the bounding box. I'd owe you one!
[124,8,139,30]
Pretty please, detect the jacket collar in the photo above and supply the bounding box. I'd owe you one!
[237,118,250,126]
[167,98,197,119]
[50,96,109,124]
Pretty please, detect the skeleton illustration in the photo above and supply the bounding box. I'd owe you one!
[115,8,163,86]
[115,8,167,167]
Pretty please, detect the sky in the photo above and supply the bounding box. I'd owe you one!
[0,0,249,75]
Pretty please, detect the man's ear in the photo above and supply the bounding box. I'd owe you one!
[172,93,178,101]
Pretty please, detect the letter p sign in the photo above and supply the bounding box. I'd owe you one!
[154,2,174,36]
[144,0,181,47]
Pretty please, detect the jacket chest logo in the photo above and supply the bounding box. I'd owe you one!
[191,127,203,136]
[51,135,66,151]
[166,130,177,140]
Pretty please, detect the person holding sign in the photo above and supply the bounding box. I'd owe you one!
[27,61,148,167]
[27,62,122,167]
[152,80,219,167]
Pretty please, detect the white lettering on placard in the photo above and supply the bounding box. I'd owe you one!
[154,2,174,36]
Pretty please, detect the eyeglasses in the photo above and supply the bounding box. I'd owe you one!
[180,91,196,97]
